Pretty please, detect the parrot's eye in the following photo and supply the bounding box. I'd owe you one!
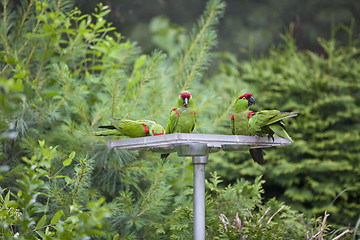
[242,97,246,100]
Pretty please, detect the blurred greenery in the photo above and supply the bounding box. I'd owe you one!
[0,0,359,239]
[77,0,360,57]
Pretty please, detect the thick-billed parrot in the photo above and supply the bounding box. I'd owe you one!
[161,91,196,159]
[231,92,297,164]
[93,117,164,137]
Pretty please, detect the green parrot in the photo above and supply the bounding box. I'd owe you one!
[230,92,265,164]
[248,110,298,142]
[230,92,256,136]
[230,92,298,164]
[161,91,197,159]
[93,117,165,137]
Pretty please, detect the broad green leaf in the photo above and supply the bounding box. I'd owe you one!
[36,231,45,239]
[4,191,10,205]
[69,151,76,160]
[64,176,74,184]
[51,210,64,224]
[36,215,47,229]
[63,159,72,167]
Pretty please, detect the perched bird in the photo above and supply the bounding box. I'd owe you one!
[230,92,298,164]
[93,117,164,137]
[249,110,298,142]
[230,92,256,136]
[230,92,265,164]
[161,91,197,159]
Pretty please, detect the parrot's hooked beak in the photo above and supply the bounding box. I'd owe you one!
[183,97,189,108]
[248,96,255,106]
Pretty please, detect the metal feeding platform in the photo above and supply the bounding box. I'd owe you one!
[108,133,291,240]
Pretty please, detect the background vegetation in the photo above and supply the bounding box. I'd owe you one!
[0,0,359,239]
[76,0,360,56]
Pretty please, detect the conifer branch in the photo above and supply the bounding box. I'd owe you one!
[15,0,34,41]
[0,0,12,54]
[111,78,120,118]
[18,3,46,56]
[25,42,37,66]
[35,41,51,80]
[72,159,87,201]
[171,0,225,93]
[0,64,9,74]
[129,51,164,114]
[136,164,166,218]
[214,100,235,126]
[180,36,210,92]
[78,105,91,127]
[91,108,104,127]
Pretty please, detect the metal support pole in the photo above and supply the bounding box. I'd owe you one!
[177,143,208,240]
[192,155,208,240]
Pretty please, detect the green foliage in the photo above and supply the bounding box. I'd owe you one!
[167,173,309,239]
[0,0,357,239]
[0,141,111,239]
[208,24,360,228]
[0,0,229,239]
[103,0,360,58]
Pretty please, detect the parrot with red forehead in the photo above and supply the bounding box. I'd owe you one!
[230,92,298,164]
[230,92,256,136]
[93,117,165,137]
[161,91,197,159]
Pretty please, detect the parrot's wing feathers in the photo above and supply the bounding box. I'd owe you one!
[255,110,279,125]
[137,120,156,125]
[249,110,277,131]
[165,108,179,134]
[265,111,298,126]
[108,117,128,134]
[252,110,298,128]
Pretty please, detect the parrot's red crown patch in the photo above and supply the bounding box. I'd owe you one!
[180,92,191,100]
[239,92,252,100]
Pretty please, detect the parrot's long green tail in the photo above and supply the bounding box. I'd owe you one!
[269,124,293,142]
[279,111,299,120]
[92,129,123,136]
[249,148,266,165]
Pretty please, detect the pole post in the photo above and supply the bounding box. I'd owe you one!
[192,155,208,240]
[177,143,208,240]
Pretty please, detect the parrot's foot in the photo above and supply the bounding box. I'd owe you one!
[268,135,275,141]
[254,135,260,140]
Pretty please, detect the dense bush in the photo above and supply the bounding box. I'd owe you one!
[208,26,360,227]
